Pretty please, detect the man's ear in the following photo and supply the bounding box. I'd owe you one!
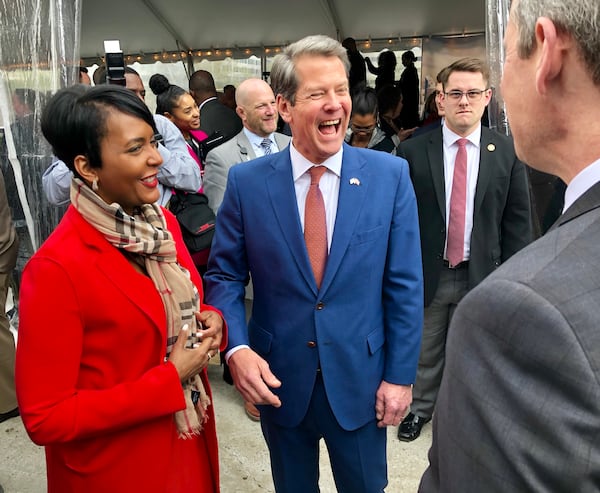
[534,17,563,95]
[236,106,245,120]
[277,94,292,123]
[74,155,96,186]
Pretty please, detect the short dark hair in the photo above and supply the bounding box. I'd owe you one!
[93,65,140,86]
[442,57,490,88]
[41,85,156,175]
[352,86,378,116]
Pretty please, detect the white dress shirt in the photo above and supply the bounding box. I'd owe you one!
[563,158,600,212]
[243,128,280,158]
[442,123,482,261]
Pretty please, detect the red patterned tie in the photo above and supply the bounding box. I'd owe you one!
[304,166,328,288]
[446,138,468,267]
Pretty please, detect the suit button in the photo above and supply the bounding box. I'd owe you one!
[316,302,325,310]
[437,253,443,259]
[307,341,317,348]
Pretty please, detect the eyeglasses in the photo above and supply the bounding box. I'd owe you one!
[350,123,376,133]
[444,89,489,102]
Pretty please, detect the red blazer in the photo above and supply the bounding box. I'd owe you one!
[16,206,226,493]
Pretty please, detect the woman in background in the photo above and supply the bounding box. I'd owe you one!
[398,50,420,128]
[345,86,396,154]
[16,85,225,493]
[150,73,208,169]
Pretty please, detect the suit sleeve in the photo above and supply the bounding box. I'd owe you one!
[204,167,250,350]
[383,159,424,384]
[501,158,533,261]
[154,115,202,193]
[203,148,229,215]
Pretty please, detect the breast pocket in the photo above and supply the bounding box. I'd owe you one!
[349,225,384,246]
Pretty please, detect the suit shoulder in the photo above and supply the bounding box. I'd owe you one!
[481,126,515,149]
[347,146,409,177]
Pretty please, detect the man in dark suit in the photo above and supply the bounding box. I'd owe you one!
[397,57,533,442]
[188,69,242,146]
[420,0,600,490]
[205,35,423,492]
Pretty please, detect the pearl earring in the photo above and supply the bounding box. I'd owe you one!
[92,178,99,192]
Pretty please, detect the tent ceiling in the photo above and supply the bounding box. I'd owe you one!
[80,0,485,59]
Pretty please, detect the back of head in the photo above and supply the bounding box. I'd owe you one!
[512,0,600,84]
[352,86,378,116]
[92,65,141,86]
[443,57,490,88]
[270,35,349,104]
[342,37,357,52]
[41,85,156,175]
[402,50,416,65]
[189,70,217,96]
[149,73,188,115]
[378,50,397,70]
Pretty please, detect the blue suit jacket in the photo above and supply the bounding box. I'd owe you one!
[205,143,423,430]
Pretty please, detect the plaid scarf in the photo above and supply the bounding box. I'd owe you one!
[70,178,210,438]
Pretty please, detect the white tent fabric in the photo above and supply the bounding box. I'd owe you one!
[80,0,485,60]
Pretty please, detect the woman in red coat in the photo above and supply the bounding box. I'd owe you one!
[15,85,226,493]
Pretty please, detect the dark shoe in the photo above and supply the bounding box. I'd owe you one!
[397,412,430,442]
[244,401,260,421]
[0,407,19,424]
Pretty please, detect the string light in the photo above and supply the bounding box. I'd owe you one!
[79,32,483,67]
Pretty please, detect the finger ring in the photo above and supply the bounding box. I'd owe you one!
[207,352,212,361]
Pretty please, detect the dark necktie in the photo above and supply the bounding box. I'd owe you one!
[304,166,328,288]
[447,138,468,267]
[260,138,272,155]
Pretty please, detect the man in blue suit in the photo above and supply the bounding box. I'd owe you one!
[205,35,423,493]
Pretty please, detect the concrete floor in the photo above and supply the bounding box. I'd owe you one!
[0,362,432,492]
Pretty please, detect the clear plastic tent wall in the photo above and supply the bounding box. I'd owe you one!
[0,0,81,289]
[486,0,510,135]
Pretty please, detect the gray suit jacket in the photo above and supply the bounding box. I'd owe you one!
[203,130,291,214]
[420,180,600,492]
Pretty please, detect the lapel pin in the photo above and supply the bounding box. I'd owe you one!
[487,143,496,152]
[349,177,361,186]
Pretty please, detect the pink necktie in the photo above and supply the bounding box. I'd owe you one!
[446,138,468,267]
[304,166,328,288]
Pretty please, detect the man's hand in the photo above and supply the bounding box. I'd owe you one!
[375,381,412,428]
[196,310,223,354]
[228,348,282,408]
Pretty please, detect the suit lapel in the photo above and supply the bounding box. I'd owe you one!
[236,132,255,161]
[320,145,368,293]
[426,130,446,219]
[265,151,316,291]
[274,133,290,152]
[70,209,164,335]
[473,128,496,216]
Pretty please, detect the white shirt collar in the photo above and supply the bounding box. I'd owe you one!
[290,141,343,181]
[198,96,217,111]
[563,158,600,212]
[442,123,481,148]
[243,127,275,149]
